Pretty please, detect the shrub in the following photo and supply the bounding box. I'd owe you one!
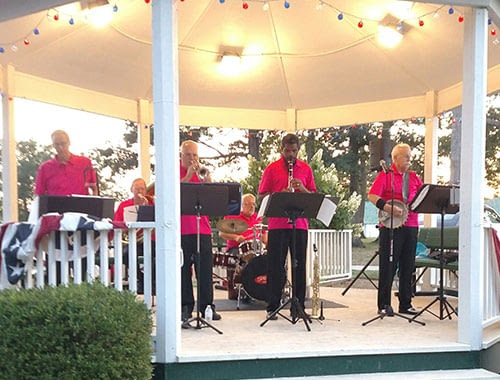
[0,283,153,380]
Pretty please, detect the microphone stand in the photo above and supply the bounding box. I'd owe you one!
[362,164,424,326]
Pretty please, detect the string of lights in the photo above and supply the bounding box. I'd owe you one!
[0,0,498,54]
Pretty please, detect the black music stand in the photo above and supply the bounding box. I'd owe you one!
[260,192,325,331]
[409,184,459,321]
[181,183,230,335]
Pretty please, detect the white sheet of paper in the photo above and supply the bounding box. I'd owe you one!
[316,197,337,226]
[257,194,270,219]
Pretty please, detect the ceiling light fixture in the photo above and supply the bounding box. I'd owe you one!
[81,0,113,27]
[219,51,242,76]
[377,14,406,48]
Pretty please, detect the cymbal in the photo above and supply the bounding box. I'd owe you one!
[216,219,248,234]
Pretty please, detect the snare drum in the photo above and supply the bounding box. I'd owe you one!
[238,240,263,262]
[213,252,239,269]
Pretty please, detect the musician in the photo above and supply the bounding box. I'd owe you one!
[219,193,268,300]
[113,178,155,294]
[368,143,423,316]
[180,140,221,325]
[33,130,97,284]
[258,133,317,320]
[34,129,98,196]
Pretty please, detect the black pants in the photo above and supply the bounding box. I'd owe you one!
[377,226,418,311]
[266,229,308,312]
[181,234,214,315]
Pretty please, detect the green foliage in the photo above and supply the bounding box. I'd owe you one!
[0,283,153,380]
[16,140,52,221]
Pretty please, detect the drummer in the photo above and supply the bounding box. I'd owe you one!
[219,193,268,300]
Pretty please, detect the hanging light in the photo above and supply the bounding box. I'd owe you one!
[219,52,242,76]
[81,0,113,27]
[377,15,406,48]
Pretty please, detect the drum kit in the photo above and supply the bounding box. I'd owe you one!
[214,219,270,305]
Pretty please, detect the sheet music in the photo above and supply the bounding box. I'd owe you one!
[317,197,337,226]
[409,184,431,211]
[257,194,270,219]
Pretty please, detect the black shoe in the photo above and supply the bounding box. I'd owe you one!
[266,311,278,320]
[399,307,419,315]
[181,306,192,322]
[378,308,394,317]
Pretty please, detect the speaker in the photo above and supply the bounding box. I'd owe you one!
[369,139,394,171]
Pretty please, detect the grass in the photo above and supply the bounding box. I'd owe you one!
[352,237,379,265]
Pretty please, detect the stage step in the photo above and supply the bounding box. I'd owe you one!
[261,368,500,379]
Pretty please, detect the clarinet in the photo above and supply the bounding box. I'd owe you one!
[287,159,295,192]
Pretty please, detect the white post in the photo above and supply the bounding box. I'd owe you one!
[151,0,181,363]
[458,7,488,348]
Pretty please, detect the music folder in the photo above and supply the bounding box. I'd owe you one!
[38,194,115,219]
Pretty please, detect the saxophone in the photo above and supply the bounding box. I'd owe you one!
[311,243,321,318]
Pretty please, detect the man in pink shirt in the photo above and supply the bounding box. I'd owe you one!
[258,133,317,320]
[180,140,221,325]
[219,193,267,300]
[368,143,423,316]
[35,130,97,196]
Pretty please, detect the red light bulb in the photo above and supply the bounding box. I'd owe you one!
[458,15,464,23]
[53,14,59,21]
[357,20,363,28]
[23,39,30,45]
[419,19,424,27]
[243,2,248,9]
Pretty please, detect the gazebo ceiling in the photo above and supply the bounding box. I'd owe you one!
[2,0,500,127]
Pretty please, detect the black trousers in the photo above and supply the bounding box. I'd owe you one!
[181,234,214,315]
[266,229,308,312]
[377,226,418,311]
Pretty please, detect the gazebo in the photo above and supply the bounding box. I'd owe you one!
[2,0,500,378]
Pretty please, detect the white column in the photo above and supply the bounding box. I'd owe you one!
[152,0,181,363]
[137,98,152,184]
[1,64,19,221]
[458,7,487,348]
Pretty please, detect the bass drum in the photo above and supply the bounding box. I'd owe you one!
[241,255,285,301]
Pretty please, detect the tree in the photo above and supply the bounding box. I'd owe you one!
[16,140,52,220]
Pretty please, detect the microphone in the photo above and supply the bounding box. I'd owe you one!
[379,160,390,173]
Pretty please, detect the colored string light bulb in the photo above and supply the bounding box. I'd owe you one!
[0,47,4,53]
[144,0,151,4]
[243,2,248,9]
[418,19,424,27]
[491,28,497,36]
[219,0,225,3]
[458,15,464,23]
[33,28,40,35]
[263,2,269,11]
[357,20,363,28]
[448,7,454,15]
[69,17,74,25]
[284,1,290,8]
[113,4,118,12]
[337,13,344,21]
[23,39,30,45]
[53,13,59,21]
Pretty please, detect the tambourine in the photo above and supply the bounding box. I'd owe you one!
[378,199,408,228]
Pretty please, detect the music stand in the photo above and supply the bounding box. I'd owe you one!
[409,184,459,321]
[259,192,325,331]
[181,183,230,335]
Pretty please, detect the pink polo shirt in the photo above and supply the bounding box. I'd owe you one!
[34,154,96,196]
[224,213,263,250]
[368,163,423,227]
[258,156,317,230]
[180,163,212,235]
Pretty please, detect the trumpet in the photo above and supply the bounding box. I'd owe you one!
[196,162,209,180]
[287,159,294,192]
